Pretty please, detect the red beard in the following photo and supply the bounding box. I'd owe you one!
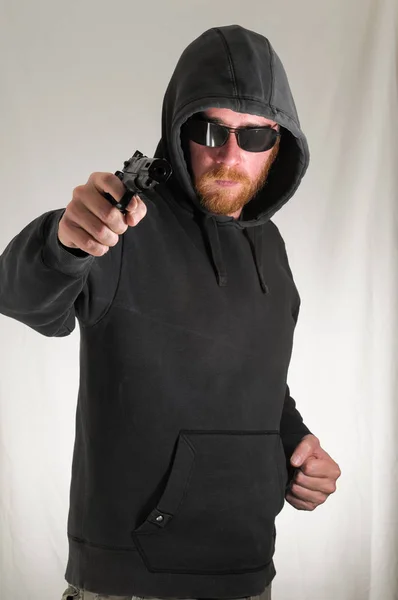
[195,140,280,216]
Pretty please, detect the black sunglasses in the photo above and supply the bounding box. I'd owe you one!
[182,117,280,153]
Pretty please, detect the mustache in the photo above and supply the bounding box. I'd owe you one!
[201,165,250,184]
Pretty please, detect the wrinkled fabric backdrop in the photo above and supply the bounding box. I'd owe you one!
[0,1,397,599]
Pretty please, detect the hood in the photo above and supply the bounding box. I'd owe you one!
[154,25,310,291]
[155,24,310,226]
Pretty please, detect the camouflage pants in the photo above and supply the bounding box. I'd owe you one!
[61,584,272,600]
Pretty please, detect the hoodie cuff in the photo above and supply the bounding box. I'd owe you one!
[281,427,312,462]
[41,209,95,277]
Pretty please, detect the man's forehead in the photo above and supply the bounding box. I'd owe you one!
[203,107,277,128]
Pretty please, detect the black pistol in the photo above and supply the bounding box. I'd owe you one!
[104,151,172,215]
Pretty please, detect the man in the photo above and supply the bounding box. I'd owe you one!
[0,25,340,600]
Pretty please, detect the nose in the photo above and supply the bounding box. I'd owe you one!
[214,131,241,167]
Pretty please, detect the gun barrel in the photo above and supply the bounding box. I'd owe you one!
[148,159,172,183]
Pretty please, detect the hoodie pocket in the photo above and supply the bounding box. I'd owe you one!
[132,430,287,574]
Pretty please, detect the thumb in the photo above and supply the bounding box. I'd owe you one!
[290,435,319,468]
[125,194,147,227]
[124,194,140,214]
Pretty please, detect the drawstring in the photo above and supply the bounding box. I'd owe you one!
[243,228,269,294]
[201,215,228,286]
[199,213,269,294]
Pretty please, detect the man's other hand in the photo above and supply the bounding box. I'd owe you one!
[285,434,341,511]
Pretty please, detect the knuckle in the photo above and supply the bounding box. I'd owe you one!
[97,202,114,224]
[101,172,124,196]
[96,222,109,239]
[118,220,129,234]
[101,207,127,235]
[107,232,119,246]
[88,171,106,186]
[108,234,120,247]
[304,462,316,476]
[290,483,301,496]
[72,184,86,200]
[85,238,98,252]
[100,172,117,187]
[85,238,106,256]
[96,224,118,245]
[328,482,337,494]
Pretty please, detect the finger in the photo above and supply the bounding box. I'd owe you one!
[69,202,120,247]
[293,471,337,494]
[300,457,341,480]
[291,434,319,467]
[125,195,147,227]
[285,491,317,512]
[61,219,109,257]
[289,482,328,506]
[86,172,130,234]
[73,185,128,236]
[89,172,126,202]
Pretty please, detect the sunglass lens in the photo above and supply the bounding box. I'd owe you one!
[238,128,278,152]
[184,120,228,147]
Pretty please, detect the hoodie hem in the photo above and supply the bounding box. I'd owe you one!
[65,536,276,598]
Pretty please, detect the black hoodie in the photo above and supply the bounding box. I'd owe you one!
[0,25,311,598]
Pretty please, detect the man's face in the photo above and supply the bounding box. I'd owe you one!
[189,107,280,217]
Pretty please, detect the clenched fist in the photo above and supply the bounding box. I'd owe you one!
[58,172,147,256]
[286,434,341,511]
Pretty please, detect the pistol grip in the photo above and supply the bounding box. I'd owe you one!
[103,190,134,215]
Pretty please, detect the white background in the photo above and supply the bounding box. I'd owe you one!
[0,1,397,599]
